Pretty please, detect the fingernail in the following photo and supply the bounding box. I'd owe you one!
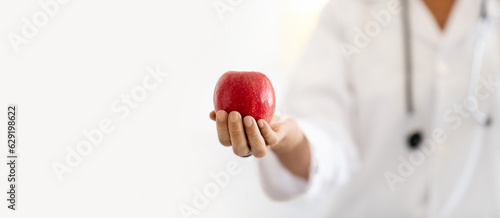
[258,120,264,128]
[215,111,224,121]
[244,117,252,127]
[229,112,239,122]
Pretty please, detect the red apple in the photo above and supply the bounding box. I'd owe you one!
[213,71,276,123]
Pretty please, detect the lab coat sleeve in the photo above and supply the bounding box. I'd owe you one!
[259,1,360,201]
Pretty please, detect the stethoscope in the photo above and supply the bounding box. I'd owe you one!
[401,0,493,149]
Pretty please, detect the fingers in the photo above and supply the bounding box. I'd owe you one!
[243,116,267,158]
[258,119,283,146]
[228,111,250,157]
[216,111,231,146]
[214,110,276,158]
[209,111,216,121]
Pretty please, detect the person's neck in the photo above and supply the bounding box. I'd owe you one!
[422,0,456,30]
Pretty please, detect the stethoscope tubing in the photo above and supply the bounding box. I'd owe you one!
[401,0,492,149]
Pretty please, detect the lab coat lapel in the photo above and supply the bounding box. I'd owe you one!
[408,0,441,47]
[408,0,481,49]
[440,0,482,49]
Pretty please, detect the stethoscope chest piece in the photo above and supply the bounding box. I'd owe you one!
[406,114,423,149]
[407,130,422,149]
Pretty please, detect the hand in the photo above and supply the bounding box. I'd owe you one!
[209,110,311,179]
[209,110,303,158]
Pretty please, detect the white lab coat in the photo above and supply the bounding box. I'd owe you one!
[259,0,500,217]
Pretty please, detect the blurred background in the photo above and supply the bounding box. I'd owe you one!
[0,0,328,217]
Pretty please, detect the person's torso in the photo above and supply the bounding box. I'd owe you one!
[320,0,500,217]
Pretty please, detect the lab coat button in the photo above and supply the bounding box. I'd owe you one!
[435,62,450,76]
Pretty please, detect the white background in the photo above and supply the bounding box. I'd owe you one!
[0,0,327,217]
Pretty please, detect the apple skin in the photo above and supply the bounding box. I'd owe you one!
[214,71,276,123]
